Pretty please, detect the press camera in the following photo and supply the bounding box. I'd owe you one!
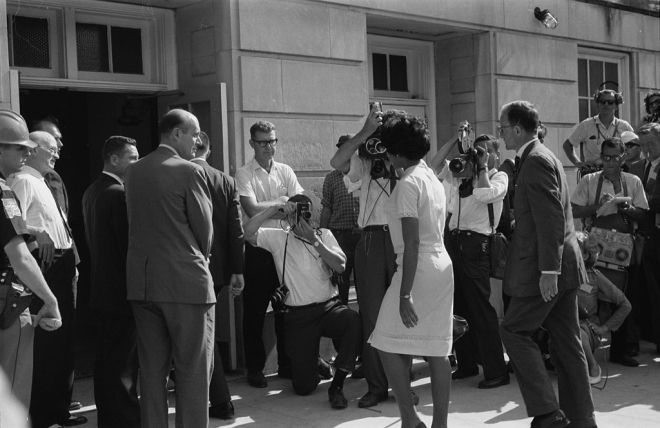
[295,202,312,224]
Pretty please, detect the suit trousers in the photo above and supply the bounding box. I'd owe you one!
[501,288,595,428]
[29,249,76,428]
[330,229,360,305]
[354,228,396,396]
[209,298,230,406]
[131,301,214,428]
[445,231,507,379]
[242,243,290,374]
[0,311,34,409]
[93,305,140,428]
[284,298,361,395]
[639,230,660,347]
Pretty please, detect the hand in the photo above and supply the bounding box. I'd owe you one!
[591,324,609,337]
[292,218,316,242]
[271,201,290,219]
[35,230,55,269]
[477,149,489,169]
[599,193,614,206]
[229,274,244,297]
[399,296,418,328]
[34,301,62,331]
[362,105,383,135]
[539,273,558,302]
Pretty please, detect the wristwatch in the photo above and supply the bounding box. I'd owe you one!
[313,240,320,248]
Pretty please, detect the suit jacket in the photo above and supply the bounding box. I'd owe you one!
[191,158,244,289]
[504,139,582,297]
[82,173,130,311]
[125,146,214,304]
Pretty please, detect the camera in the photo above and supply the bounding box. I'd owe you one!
[296,202,312,223]
[270,284,290,313]
[449,146,485,179]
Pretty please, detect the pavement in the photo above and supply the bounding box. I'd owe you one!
[65,340,660,428]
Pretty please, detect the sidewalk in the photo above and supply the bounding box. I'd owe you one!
[70,341,660,427]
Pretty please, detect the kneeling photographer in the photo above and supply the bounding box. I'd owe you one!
[243,194,361,409]
[433,132,510,389]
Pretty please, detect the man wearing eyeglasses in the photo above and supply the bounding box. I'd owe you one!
[235,121,304,388]
[8,131,85,427]
[571,138,648,368]
[621,131,644,176]
[562,89,634,170]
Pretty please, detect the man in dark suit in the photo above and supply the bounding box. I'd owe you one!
[189,131,244,420]
[498,101,595,428]
[82,136,140,427]
[125,109,214,428]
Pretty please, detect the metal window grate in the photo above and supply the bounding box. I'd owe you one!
[10,15,50,68]
[76,22,109,72]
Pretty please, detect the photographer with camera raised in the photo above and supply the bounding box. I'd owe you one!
[571,137,648,367]
[431,131,510,389]
[243,194,360,409]
[330,105,399,408]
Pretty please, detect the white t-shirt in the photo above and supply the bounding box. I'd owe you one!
[256,227,342,306]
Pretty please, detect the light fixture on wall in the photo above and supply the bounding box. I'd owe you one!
[534,7,559,29]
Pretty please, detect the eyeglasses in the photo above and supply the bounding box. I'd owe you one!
[600,153,623,162]
[38,146,59,155]
[496,123,517,135]
[624,143,640,149]
[252,138,278,148]
[598,100,616,106]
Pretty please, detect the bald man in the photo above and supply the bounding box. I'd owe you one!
[125,109,214,428]
[8,131,85,427]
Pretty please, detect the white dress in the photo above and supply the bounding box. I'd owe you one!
[369,160,454,356]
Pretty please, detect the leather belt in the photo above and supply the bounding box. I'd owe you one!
[362,224,389,232]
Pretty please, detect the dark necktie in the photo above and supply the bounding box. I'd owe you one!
[514,156,521,175]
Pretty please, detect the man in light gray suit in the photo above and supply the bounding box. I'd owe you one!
[125,109,214,428]
[498,101,595,428]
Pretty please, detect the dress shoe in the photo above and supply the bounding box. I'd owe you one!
[451,367,479,380]
[328,386,348,409]
[209,401,235,420]
[358,391,388,408]
[351,363,364,379]
[610,354,639,367]
[68,401,82,411]
[247,371,268,388]
[478,374,510,389]
[59,415,88,426]
[318,357,334,380]
[530,409,569,428]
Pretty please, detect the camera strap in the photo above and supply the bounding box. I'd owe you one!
[280,234,289,287]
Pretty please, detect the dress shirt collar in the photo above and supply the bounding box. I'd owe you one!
[16,165,43,179]
[249,157,279,173]
[158,144,178,156]
[516,138,539,158]
[191,156,206,163]
[102,171,123,185]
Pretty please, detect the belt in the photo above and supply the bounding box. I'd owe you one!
[449,229,488,238]
[285,296,339,311]
[362,224,389,232]
[54,248,73,255]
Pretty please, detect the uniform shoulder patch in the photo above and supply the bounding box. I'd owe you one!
[2,197,21,219]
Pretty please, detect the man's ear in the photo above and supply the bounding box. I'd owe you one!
[109,153,120,166]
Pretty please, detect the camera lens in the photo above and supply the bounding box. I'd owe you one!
[449,157,466,174]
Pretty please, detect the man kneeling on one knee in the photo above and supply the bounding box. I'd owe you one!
[243,194,361,409]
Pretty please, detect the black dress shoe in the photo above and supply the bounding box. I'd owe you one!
[209,401,235,420]
[247,371,268,388]
[68,401,82,411]
[318,357,334,380]
[328,386,348,409]
[59,415,88,426]
[358,391,388,408]
[530,409,569,428]
[478,374,510,389]
[451,367,479,380]
[610,355,639,367]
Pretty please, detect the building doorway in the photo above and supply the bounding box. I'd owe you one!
[19,88,158,375]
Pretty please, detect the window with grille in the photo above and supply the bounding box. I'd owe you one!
[9,15,50,68]
[76,23,143,74]
[577,57,621,122]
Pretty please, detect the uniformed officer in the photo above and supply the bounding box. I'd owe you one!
[0,109,62,413]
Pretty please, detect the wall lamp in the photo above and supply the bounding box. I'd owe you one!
[534,7,559,29]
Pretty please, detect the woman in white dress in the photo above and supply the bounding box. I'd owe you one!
[369,111,454,428]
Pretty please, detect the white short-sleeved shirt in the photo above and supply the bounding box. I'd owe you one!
[344,153,391,227]
[256,227,341,306]
[572,171,649,210]
[8,166,72,250]
[386,160,446,254]
[567,116,634,163]
[235,158,304,227]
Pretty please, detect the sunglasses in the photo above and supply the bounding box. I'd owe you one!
[598,100,616,106]
[600,154,623,162]
[625,143,640,148]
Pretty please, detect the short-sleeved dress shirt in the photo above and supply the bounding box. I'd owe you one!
[572,171,648,211]
[567,116,634,163]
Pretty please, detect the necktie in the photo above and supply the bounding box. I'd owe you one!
[647,162,660,198]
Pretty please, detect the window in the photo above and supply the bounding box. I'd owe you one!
[577,49,629,122]
[76,23,143,74]
[9,15,50,69]
[368,35,428,99]
[372,53,408,92]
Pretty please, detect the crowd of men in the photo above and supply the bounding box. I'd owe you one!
[0,87,658,428]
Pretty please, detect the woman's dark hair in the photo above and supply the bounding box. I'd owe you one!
[473,134,499,152]
[379,110,430,160]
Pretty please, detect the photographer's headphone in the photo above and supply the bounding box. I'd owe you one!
[593,80,623,105]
